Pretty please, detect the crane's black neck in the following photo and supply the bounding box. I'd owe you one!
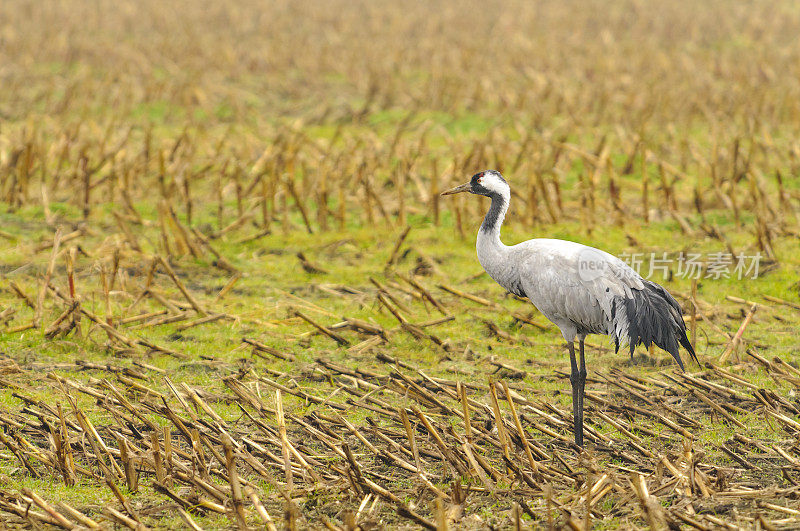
[479,192,508,236]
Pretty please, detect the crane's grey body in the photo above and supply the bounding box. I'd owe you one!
[443,170,697,447]
[480,236,638,341]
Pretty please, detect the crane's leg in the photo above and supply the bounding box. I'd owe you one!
[577,338,587,445]
[568,341,584,447]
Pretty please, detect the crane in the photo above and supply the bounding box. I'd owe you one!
[442,170,697,447]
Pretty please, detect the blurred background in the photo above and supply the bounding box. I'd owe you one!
[3,0,800,234]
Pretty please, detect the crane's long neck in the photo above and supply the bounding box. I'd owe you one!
[477,192,511,278]
[478,192,509,244]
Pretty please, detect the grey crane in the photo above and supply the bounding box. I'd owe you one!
[442,170,697,447]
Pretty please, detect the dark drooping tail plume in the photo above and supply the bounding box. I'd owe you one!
[612,280,698,370]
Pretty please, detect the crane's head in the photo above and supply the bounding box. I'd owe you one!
[441,170,509,198]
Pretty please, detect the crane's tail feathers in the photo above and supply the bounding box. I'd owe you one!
[612,280,698,371]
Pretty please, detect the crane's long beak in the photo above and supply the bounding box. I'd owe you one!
[440,182,471,196]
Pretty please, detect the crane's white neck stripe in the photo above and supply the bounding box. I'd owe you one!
[478,172,508,195]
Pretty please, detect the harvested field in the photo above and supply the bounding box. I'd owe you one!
[1,0,800,529]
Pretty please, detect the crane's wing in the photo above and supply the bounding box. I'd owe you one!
[514,241,644,337]
[514,240,696,369]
